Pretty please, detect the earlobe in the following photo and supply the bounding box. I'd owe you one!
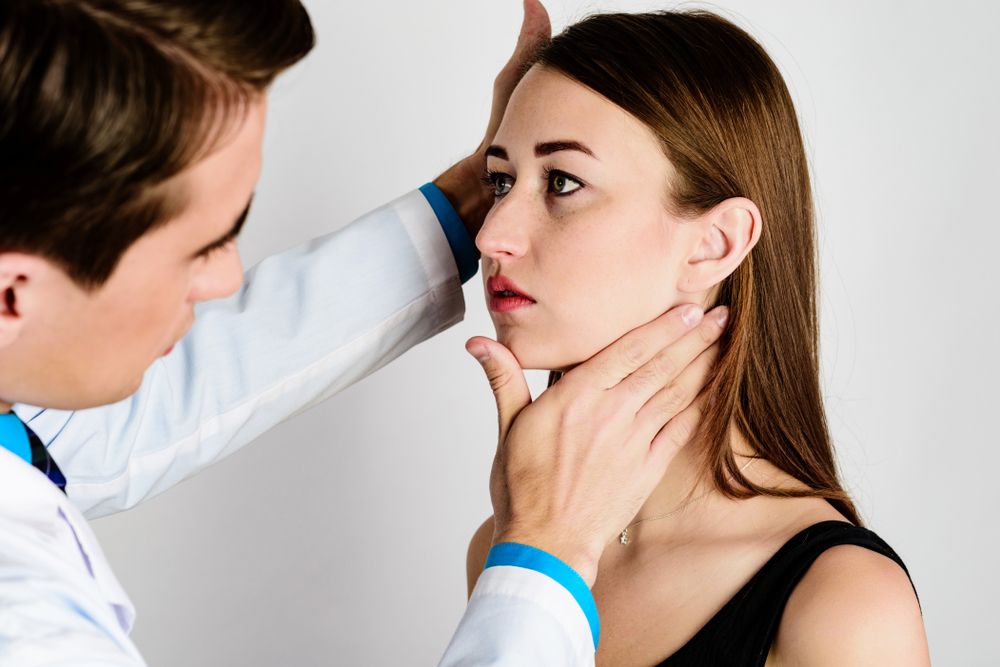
[678,197,762,294]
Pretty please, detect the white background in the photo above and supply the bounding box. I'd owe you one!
[92,1,999,664]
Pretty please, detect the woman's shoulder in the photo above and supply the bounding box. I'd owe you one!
[465,515,495,598]
[769,524,929,666]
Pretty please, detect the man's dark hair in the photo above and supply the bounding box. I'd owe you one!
[0,0,315,288]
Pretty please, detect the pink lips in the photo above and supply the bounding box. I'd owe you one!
[487,275,536,313]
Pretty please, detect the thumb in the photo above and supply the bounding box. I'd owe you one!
[515,0,552,56]
[483,0,552,146]
[466,336,532,442]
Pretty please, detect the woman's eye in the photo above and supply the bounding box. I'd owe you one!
[548,171,583,195]
[485,172,514,197]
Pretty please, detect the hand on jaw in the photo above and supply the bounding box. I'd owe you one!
[467,303,729,586]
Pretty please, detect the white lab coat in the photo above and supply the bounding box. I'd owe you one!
[2,189,593,666]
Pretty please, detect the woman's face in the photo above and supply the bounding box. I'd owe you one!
[479,66,705,370]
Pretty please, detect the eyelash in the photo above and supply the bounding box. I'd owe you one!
[198,237,235,259]
[480,169,510,197]
[481,168,585,199]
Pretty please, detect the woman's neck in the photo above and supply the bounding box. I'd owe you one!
[545,370,763,543]
[620,422,760,544]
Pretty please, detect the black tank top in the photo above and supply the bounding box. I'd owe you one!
[656,521,915,666]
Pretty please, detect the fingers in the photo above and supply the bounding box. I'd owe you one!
[515,0,552,57]
[642,393,708,491]
[466,336,532,442]
[482,1,552,147]
[614,306,729,412]
[505,0,552,74]
[569,303,707,390]
[635,342,719,433]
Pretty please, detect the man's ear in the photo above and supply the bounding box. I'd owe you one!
[0,253,49,348]
[678,197,762,294]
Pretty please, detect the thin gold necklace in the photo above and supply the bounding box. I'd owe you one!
[618,457,756,546]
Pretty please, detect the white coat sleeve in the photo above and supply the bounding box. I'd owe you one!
[439,566,596,666]
[0,571,145,667]
[13,188,466,518]
[0,524,146,667]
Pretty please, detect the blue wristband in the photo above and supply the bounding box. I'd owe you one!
[484,542,600,649]
[418,182,480,284]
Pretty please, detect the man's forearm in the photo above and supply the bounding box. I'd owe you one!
[21,188,466,518]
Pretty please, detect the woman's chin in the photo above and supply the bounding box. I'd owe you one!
[499,337,588,373]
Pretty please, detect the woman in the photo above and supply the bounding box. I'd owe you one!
[465,10,930,666]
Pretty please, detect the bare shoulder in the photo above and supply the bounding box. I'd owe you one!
[465,515,495,598]
[771,543,930,666]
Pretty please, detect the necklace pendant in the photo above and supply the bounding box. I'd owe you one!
[619,527,630,545]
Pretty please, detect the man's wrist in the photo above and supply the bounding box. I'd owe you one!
[493,530,601,588]
[418,183,479,283]
[432,153,492,240]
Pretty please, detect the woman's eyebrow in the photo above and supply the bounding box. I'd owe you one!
[485,145,509,160]
[535,140,596,159]
[485,141,598,160]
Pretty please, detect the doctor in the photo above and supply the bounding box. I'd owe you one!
[0,1,726,664]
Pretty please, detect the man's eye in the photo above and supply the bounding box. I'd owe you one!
[198,238,235,259]
[548,171,583,195]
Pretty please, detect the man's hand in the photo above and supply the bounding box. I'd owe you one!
[466,304,730,586]
[433,0,551,237]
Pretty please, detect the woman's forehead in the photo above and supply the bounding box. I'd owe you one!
[495,67,658,160]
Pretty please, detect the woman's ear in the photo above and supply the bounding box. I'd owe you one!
[0,253,47,349]
[678,197,762,294]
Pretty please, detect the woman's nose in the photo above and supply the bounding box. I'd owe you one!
[475,196,531,260]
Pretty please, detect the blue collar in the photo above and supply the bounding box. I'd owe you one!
[0,413,33,464]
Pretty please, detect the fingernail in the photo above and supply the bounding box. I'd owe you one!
[681,304,704,327]
[715,307,730,328]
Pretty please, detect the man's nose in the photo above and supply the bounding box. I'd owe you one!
[189,245,244,303]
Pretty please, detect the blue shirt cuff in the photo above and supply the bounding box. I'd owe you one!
[418,182,480,284]
[484,542,600,650]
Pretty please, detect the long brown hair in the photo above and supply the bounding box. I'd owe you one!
[538,10,860,525]
[0,0,314,288]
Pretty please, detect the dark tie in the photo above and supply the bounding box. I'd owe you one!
[0,412,67,494]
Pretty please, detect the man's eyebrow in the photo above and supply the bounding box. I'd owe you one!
[193,196,253,257]
[484,141,598,161]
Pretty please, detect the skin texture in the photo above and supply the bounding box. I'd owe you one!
[469,67,930,665]
[480,67,759,371]
[0,98,266,411]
